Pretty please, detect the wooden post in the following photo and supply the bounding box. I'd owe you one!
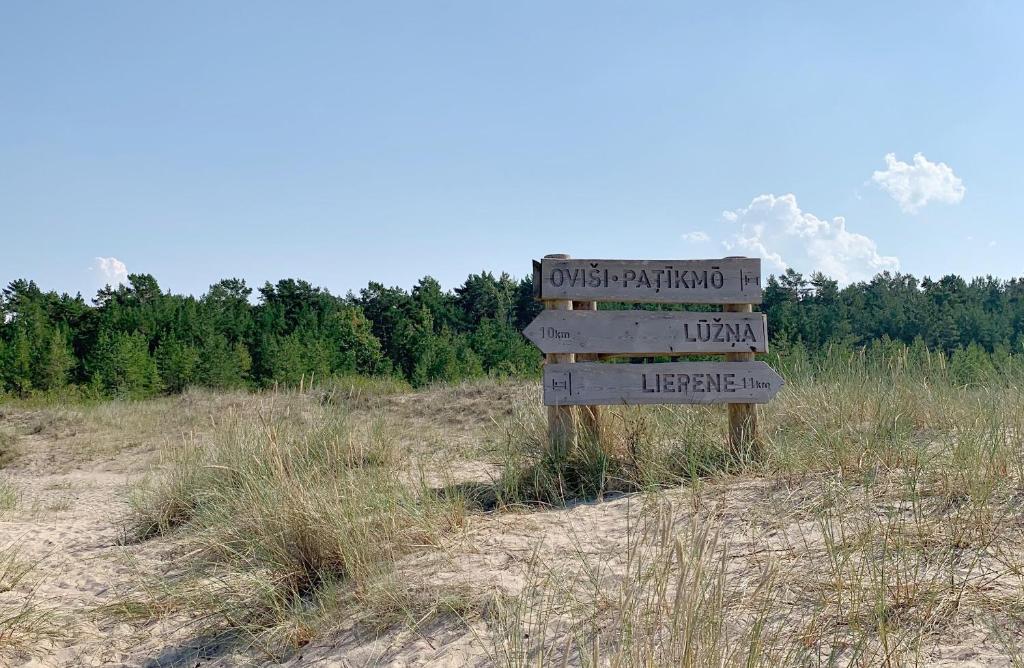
[544,254,575,455]
[724,301,760,459]
[572,300,601,443]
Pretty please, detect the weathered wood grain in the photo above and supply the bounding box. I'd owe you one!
[724,302,759,456]
[543,361,784,406]
[571,300,602,441]
[538,257,762,304]
[523,310,768,355]
[542,254,576,453]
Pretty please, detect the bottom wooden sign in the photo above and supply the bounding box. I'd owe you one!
[544,361,784,406]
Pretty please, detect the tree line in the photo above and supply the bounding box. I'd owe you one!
[1,267,1023,398]
[0,272,542,398]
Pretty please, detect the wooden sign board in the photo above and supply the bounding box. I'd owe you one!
[543,361,783,406]
[524,310,768,355]
[537,257,762,304]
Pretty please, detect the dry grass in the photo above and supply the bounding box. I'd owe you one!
[0,544,65,653]
[115,362,1024,662]
[5,348,1024,664]
[487,499,792,667]
[480,349,1024,665]
[493,401,729,506]
[0,429,20,469]
[0,431,20,514]
[0,478,15,514]
[125,389,467,655]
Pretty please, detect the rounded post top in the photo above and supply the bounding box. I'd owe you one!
[544,253,571,259]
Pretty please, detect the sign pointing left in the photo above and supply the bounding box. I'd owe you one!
[523,310,768,355]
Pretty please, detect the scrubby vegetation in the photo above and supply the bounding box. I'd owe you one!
[0,429,19,470]
[5,269,1024,662]
[34,341,1002,664]
[0,544,62,650]
[486,345,1024,665]
[125,390,466,648]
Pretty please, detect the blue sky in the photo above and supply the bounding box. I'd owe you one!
[2,2,1021,298]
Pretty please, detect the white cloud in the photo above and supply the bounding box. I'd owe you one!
[721,193,899,284]
[871,152,965,214]
[92,257,129,286]
[681,231,710,242]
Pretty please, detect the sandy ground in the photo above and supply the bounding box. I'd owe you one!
[1,434,158,665]
[0,397,512,667]
[2,389,1023,666]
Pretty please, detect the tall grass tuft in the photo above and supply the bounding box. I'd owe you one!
[315,374,412,409]
[489,501,792,667]
[0,430,19,469]
[0,545,65,654]
[129,394,464,648]
[104,344,1024,660]
[0,477,16,513]
[488,342,1024,661]
[494,399,732,507]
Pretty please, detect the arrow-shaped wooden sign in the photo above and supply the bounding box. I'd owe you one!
[523,310,768,355]
[543,361,784,406]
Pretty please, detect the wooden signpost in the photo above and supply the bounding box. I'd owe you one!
[528,254,781,457]
[536,257,763,304]
[543,361,783,406]
[524,310,768,356]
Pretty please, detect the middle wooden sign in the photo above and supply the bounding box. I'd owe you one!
[523,310,768,355]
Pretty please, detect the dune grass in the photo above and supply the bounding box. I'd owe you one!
[0,544,65,654]
[0,431,21,514]
[126,390,465,652]
[493,400,729,507]
[0,430,20,470]
[0,479,17,514]
[484,346,1024,665]
[96,344,1024,663]
[487,500,792,667]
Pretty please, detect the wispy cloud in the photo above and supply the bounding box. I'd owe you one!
[92,257,129,286]
[721,193,898,284]
[871,153,965,214]
[681,231,710,242]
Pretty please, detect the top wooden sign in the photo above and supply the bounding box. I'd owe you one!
[536,257,762,304]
